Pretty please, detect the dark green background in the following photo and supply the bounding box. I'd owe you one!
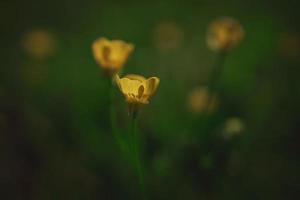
[1,0,299,199]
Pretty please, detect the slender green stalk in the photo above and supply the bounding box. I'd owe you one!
[207,51,227,92]
[200,52,227,138]
[107,78,127,154]
[195,50,230,199]
[130,114,146,200]
[204,52,227,115]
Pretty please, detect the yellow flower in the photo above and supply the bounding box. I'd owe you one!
[206,17,244,52]
[153,22,184,52]
[223,117,245,138]
[22,29,56,59]
[187,86,219,114]
[92,37,134,76]
[115,74,160,115]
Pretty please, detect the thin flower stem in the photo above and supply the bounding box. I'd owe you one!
[200,52,228,139]
[130,115,146,200]
[208,51,227,92]
[204,51,227,115]
[201,52,228,199]
[108,78,128,154]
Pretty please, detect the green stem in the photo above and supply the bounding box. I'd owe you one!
[108,78,128,154]
[130,115,146,200]
[205,52,227,114]
[203,52,227,199]
[200,52,227,138]
[208,51,227,92]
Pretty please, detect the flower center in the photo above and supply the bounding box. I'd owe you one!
[138,85,144,98]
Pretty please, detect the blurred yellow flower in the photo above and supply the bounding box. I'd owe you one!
[92,37,134,76]
[22,29,56,59]
[206,17,244,52]
[223,117,245,138]
[153,22,184,52]
[115,74,159,115]
[187,86,219,114]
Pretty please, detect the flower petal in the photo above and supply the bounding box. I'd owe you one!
[143,77,160,97]
[124,74,146,82]
[118,78,142,95]
[92,38,109,64]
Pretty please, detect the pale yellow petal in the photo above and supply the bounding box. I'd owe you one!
[92,37,110,66]
[107,41,133,66]
[112,40,134,52]
[143,77,160,97]
[124,74,146,82]
[118,77,142,95]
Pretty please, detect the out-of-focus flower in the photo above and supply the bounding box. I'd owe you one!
[187,86,219,114]
[206,17,244,52]
[278,32,300,60]
[153,22,184,52]
[223,117,245,138]
[22,29,57,59]
[92,37,134,76]
[115,74,159,115]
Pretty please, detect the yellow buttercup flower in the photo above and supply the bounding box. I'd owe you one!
[187,86,219,114]
[223,117,245,139]
[92,37,134,76]
[115,74,160,116]
[115,74,160,105]
[22,29,56,59]
[206,17,244,52]
[153,22,184,52]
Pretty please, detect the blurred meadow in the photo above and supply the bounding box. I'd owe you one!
[1,0,300,199]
